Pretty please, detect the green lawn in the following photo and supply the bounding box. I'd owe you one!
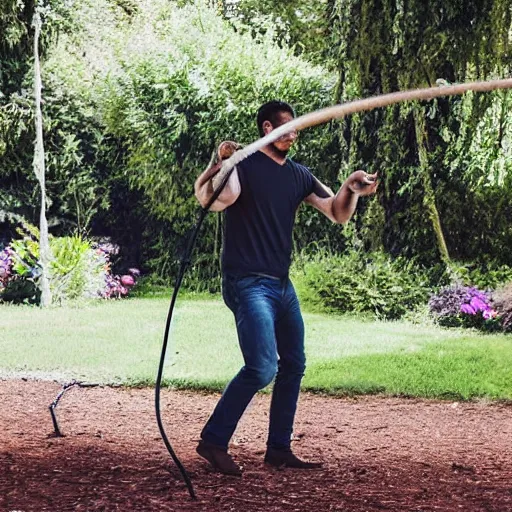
[1,297,511,400]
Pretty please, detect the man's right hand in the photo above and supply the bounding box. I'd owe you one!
[218,140,242,161]
[194,141,243,211]
[212,141,242,190]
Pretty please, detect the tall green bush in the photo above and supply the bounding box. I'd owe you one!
[97,0,341,281]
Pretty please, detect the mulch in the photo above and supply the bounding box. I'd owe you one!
[1,379,512,511]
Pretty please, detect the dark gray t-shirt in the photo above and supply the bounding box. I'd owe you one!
[222,151,316,278]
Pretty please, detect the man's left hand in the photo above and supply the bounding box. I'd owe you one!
[346,170,378,196]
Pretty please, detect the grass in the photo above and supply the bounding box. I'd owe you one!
[1,297,511,400]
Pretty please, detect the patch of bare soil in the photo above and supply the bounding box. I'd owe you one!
[1,380,512,511]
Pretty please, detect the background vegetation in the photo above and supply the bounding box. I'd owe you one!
[1,0,512,317]
[1,1,512,401]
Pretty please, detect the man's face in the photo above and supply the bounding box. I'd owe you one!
[263,111,297,154]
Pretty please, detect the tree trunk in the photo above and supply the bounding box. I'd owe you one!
[413,106,450,263]
[33,8,53,307]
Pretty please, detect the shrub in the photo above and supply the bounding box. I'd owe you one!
[50,235,103,302]
[448,261,512,291]
[428,285,500,331]
[97,0,339,280]
[465,264,512,290]
[0,241,41,304]
[0,225,139,304]
[291,250,430,320]
[492,283,512,332]
[2,225,42,304]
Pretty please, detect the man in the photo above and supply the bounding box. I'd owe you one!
[194,100,378,476]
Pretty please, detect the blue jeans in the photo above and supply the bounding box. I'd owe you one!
[201,273,306,450]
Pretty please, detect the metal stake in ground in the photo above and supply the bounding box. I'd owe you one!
[49,381,100,437]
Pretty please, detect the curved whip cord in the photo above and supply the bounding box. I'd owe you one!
[155,157,238,500]
[156,77,512,499]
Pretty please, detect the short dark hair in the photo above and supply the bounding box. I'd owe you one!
[256,100,295,137]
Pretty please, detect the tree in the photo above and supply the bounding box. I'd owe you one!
[1,0,75,304]
[219,0,334,66]
[32,4,53,306]
[330,0,512,266]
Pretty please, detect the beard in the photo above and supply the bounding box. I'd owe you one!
[271,143,289,159]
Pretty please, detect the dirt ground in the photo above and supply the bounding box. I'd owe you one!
[1,380,512,512]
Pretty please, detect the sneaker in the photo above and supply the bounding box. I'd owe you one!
[196,440,242,476]
[264,447,323,469]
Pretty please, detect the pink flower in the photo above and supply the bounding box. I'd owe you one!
[120,275,135,287]
[483,309,498,320]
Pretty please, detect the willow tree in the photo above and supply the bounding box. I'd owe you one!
[330,0,512,266]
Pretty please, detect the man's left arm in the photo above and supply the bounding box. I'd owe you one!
[304,171,378,224]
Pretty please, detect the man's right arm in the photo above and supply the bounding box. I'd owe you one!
[194,160,241,212]
[194,141,242,211]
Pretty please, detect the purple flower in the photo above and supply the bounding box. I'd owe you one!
[469,296,488,313]
[482,309,498,320]
[460,303,476,315]
[0,248,13,286]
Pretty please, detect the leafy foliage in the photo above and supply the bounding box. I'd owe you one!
[457,261,512,291]
[2,0,512,297]
[98,0,340,280]
[0,0,108,235]
[291,249,431,319]
[329,0,512,268]
[229,0,334,66]
[0,223,138,304]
